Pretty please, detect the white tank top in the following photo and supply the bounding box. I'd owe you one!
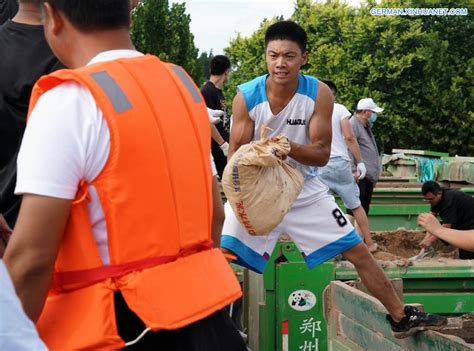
[330,103,352,160]
[238,74,318,179]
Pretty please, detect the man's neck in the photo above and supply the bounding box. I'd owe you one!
[266,77,298,102]
[12,3,42,25]
[67,30,136,68]
[209,75,225,89]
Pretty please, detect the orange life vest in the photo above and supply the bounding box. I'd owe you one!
[28,55,241,350]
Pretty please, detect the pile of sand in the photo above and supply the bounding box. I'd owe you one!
[371,230,458,261]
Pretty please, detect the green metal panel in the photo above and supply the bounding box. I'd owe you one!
[368,204,430,215]
[334,187,474,230]
[335,260,474,280]
[367,213,420,231]
[275,261,334,351]
[260,242,335,351]
[335,261,474,315]
[404,292,474,314]
[404,278,474,290]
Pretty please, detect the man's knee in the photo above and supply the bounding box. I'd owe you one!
[342,242,373,266]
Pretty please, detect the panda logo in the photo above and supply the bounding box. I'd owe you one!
[288,290,316,311]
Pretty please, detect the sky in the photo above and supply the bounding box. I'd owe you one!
[174,0,363,55]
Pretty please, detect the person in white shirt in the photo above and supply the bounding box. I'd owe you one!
[0,260,47,351]
[319,80,377,252]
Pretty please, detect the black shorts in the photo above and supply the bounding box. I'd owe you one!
[115,291,246,350]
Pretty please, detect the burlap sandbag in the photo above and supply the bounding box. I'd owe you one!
[222,131,304,236]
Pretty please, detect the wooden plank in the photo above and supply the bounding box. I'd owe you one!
[245,269,265,351]
[326,309,366,351]
[338,313,403,351]
[329,281,474,350]
[440,315,474,344]
[328,338,354,351]
[355,278,404,301]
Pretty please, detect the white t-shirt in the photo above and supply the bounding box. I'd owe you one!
[16,50,216,265]
[0,261,47,351]
[329,103,352,160]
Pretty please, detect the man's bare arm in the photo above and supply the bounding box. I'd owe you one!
[0,214,12,258]
[3,194,71,322]
[341,117,363,162]
[418,213,474,251]
[288,82,334,166]
[211,124,225,145]
[228,92,254,160]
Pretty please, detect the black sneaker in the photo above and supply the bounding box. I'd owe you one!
[386,305,447,339]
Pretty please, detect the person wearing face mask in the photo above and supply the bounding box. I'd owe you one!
[347,98,384,220]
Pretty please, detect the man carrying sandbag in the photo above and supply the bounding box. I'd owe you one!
[221,20,447,339]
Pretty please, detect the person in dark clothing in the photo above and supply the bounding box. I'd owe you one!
[346,98,383,218]
[420,181,474,259]
[0,0,62,250]
[201,55,231,178]
[418,213,474,252]
[0,0,18,25]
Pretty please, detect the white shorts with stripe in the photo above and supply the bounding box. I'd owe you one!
[221,177,362,273]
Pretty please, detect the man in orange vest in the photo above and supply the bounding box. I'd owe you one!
[3,0,244,350]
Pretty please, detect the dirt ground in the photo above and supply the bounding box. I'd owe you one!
[371,230,458,261]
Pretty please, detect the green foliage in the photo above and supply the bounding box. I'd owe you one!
[196,50,214,86]
[131,0,201,82]
[224,0,474,155]
[224,22,272,107]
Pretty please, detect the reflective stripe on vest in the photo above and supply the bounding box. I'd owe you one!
[90,71,132,113]
[170,65,203,103]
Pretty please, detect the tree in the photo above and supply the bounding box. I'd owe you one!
[195,50,214,86]
[131,0,201,82]
[224,19,277,109]
[224,0,474,155]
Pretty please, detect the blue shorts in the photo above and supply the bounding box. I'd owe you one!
[221,177,362,273]
[318,157,361,210]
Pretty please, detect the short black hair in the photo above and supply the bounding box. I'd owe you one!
[43,0,130,31]
[265,21,307,53]
[421,181,442,195]
[210,55,231,76]
[321,79,337,95]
